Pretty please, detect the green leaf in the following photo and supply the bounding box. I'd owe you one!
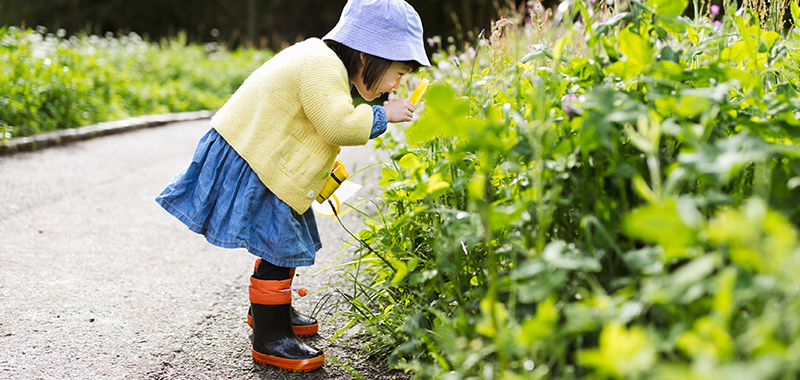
[656,14,689,38]
[518,296,559,344]
[641,255,719,303]
[676,316,734,360]
[405,83,486,144]
[488,202,523,232]
[720,40,749,62]
[712,268,737,325]
[608,26,654,80]
[591,12,631,37]
[705,198,797,274]
[618,26,653,68]
[542,240,602,272]
[553,28,574,64]
[398,153,423,171]
[390,259,408,285]
[607,60,640,81]
[632,174,658,203]
[646,0,687,17]
[622,247,664,275]
[405,84,455,143]
[577,112,610,152]
[623,199,697,262]
[476,297,508,338]
[404,118,439,144]
[676,94,711,118]
[685,25,699,45]
[426,172,450,197]
[578,323,656,377]
[521,44,556,62]
[378,166,398,186]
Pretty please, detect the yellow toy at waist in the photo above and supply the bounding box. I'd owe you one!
[316,159,348,203]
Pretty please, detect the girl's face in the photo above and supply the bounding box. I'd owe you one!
[352,61,413,101]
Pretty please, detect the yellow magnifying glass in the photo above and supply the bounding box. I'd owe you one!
[409,78,429,105]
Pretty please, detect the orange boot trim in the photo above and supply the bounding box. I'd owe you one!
[293,323,319,337]
[249,278,292,305]
[252,350,325,372]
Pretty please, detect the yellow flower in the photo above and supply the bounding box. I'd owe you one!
[517,62,534,71]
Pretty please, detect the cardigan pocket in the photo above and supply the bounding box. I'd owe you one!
[276,134,314,186]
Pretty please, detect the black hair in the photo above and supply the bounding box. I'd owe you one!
[325,40,422,92]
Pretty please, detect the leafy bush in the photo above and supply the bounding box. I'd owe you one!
[0,26,268,139]
[340,0,800,379]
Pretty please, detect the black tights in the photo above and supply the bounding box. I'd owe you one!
[253,259,291,281]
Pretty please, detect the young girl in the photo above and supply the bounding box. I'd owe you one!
[155,0,429,373]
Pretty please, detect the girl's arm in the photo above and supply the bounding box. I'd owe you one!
[300,54,372,147]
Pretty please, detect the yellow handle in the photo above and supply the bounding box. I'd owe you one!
[408,78,429,105]
[316,159,349,203]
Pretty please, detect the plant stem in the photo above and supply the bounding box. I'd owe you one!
[331,200,397,273]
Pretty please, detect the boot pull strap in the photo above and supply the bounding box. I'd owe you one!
[282,287,308,297]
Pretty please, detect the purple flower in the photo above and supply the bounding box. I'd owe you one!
[427,38,435,47]
[710,4,720,15]
[713,20,722,28]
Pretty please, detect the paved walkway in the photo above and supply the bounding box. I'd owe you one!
[0,119,406,379]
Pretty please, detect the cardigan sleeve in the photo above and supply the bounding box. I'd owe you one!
[370,105,388,139]
[299,53,372,147]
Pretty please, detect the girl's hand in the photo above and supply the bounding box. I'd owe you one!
[383,99,415,123]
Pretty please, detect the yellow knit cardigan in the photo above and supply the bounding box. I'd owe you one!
[211,38,373,214]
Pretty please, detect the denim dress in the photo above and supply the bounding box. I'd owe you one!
[155,106,387,268]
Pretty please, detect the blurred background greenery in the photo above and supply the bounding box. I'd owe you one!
[0,0,550,51]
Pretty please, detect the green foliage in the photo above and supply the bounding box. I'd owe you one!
[340,1,800,379]
[0,26,267,139]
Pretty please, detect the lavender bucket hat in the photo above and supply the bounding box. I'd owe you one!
[323,0,431,67]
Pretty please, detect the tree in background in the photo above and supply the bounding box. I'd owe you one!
[0,0,535,50]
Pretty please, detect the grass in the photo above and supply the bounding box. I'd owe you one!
[0,26,268,139]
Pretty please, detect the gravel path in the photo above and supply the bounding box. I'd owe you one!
[0,119,408,379]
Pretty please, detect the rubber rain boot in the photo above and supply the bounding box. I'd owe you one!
[249,276,324,372]
[247,305,319,337]
[247,264,319,337]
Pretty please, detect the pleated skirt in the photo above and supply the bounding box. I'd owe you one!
[155,128,322,267]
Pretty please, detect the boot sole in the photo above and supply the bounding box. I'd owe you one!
[252,350,324,372]
[292,323,319,337]
[248,315,319,337]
